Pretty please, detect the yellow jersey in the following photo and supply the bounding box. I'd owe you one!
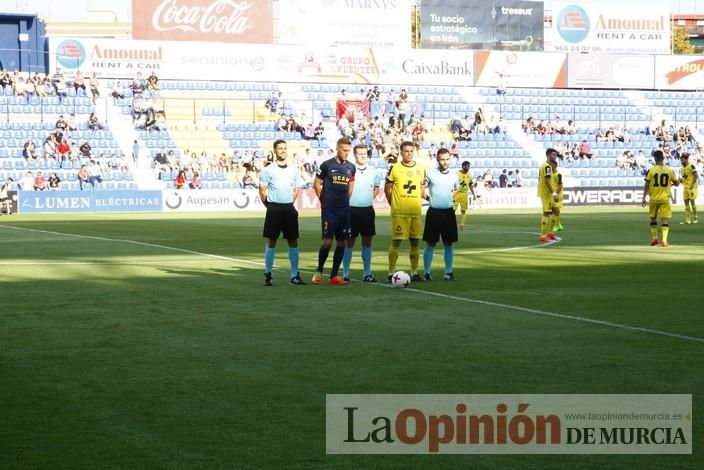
[551,166,563,196]
[679,164,697,189]
[537,161,554,197]
[456,171,473,194]
[387,161,425,216]
[645,164,677,203]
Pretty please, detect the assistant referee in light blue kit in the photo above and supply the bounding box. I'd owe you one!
[342,144,383,282]
[258,139,306,286]
[422,148,460,281]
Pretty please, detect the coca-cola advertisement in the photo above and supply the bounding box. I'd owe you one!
[132,0,273,44]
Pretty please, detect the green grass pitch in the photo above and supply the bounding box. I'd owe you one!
[1,207,702,469]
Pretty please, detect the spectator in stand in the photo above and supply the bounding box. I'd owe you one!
[265,91,281,118]
[36,75,49,97]
[77,165,90,190]
[314,122,325,142]
[79,141,92,159]
[515,169,523,188]
[111,80,124,102]
[189,171,202,189]
[19,171,34,191]
[87,112,104,130]
[616,151,630,170]
[578,140,593,159]
[535,119,547,135]
[146,72,159,92]
[473,107,486,134]
[175,169,187,189]
[499,169,509,188]
[43,133,58,163]
[23,140,39,163]
[551,116,566,134]
[56,138,71,167]
[13,76,26,97]
[53,73,67,101]
[55,114,67,132]
[144,109,157,131]
[411,118,426,144]
[396,89,410,131]
[523,116,536,134]
[0,70,10,90]
[66,113,78,132]
[654,120,672,142]
[73,71,86,94]
[48,172,61,191]
[132,72,146,96]
[33,171,49,191]
[88,160,103,188]
[89,72,100,104]
[483,169,495,188]
[24,75,36,97]
[448,142,460,160]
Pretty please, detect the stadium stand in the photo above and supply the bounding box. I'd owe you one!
[2,75,702,192]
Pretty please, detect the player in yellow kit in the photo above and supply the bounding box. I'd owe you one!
[641,150,680,247]
[537,148,559,241]
[452,160,476,231]
[679,153,698,224]
[385,141,426,282]
[550,158,564,232]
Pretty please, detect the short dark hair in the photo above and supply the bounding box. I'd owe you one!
[653,150,664,161]
[462,160,470,167]
[546,148,558,156]
[353,144,367,153]
[680,152,690,160]
[437,148,450,158]
[273,139,286,150]
[337,137,352,147]
[400,141,414,151]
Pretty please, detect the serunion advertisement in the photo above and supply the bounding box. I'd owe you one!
[19,190,163,213]
[549,2,670,54]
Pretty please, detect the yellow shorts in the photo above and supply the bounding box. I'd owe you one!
[683,188,697,201]
[540,195,556,213]
[453,192,468,212]
[555,194,563,210]
[649,200,672,219]
[391,214,423,240]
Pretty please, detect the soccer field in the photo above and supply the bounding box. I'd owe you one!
[1,207,702,469]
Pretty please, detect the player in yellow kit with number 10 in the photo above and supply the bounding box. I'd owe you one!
[641,150,680,247]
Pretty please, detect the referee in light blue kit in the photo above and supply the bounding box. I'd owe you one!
[342,144,382,282]
[258,139,306,286]
[422,148,460,281]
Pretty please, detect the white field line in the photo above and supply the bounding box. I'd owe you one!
[0,225,263,267]
[2,225,702,344]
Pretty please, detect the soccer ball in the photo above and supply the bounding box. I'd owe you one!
[391,271,411,288]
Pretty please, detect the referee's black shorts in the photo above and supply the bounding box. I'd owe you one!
[422,207,457,244]
[263,202,299,240]
[350,206,376,238]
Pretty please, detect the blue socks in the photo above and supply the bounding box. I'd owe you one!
[423,244,434,274]
[264,246,275,274]
[342,246,353,277]
[361,245,372,276]
[443,244,454,273]
[288,247,299,278]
